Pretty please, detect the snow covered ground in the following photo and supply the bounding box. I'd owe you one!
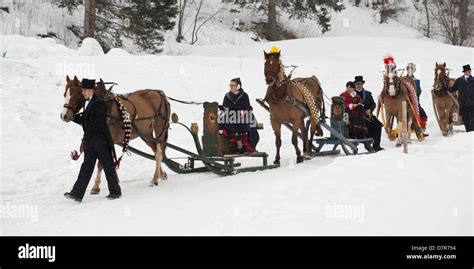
[0,34,473,235]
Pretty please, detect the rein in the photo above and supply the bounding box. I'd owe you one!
[167,96,204,105]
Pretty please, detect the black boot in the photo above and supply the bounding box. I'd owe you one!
[106,193,121,200]
[64,192,82,202]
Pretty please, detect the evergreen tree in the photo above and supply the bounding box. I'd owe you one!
[280,0,344,33]
[239,0,344,40]
[122,0,177,53]
[56,0,178,53]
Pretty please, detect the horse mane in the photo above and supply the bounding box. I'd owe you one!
[95,79,115,101]
[277,60,287,86]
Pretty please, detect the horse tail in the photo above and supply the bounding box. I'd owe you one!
[154,90,171,156]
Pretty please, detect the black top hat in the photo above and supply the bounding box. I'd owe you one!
[354,76,365,83]
[80,79,96,89]
[462,64,471,72]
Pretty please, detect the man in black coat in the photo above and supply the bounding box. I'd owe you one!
[64,79,121,202]
[446,64,474,132]
[219,78,260,152]
[354,76,384,152]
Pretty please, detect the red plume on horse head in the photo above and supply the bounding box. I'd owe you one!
[383,55,395,65]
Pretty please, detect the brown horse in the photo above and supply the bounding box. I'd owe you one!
[60,76,170,194]
[380,64,423,145]
[263,51,325,164]
[431,62,462,136]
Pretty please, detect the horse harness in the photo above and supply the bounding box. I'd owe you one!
[264,76,325,121]
[106,90,170,166]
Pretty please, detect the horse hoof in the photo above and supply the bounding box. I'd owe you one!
[149,181,159,187]
[90,189,100,195]
[396,143,402,147]
[273,160,280,165]
[161,173,168,181]
[296,156,304,163]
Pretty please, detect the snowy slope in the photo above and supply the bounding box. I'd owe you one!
[1,0,433,55]
[0,34,473,235]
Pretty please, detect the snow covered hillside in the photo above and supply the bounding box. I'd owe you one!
[0,34,473,235]
[1,0,432,55]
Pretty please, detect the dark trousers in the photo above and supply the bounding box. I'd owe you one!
[72,138,121,199]
[367,117,383,149]
[248,127,260,149]
[461,107,474,132]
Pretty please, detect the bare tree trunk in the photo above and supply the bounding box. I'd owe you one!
[191,2,222,45]
[191,0,203,45]
[423,0,430,38]
[458,0,468,46]
[176,0,187,43]
[430,1,460,46]
[379,0,386,23]
[84,0,96,38]
[267,0,277,41]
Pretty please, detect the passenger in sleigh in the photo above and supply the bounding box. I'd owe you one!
[219,78,260,153]
[405,63,429,136]
[340,81,368,139]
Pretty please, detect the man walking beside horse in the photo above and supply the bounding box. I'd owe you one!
[445,64,474,132]
[64,78,122,202]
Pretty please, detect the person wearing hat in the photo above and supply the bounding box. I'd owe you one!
[219,78,260,153]
[340,81,368,139]
[354,75,384,151]
[64,78,122,202]
[446,64,474,132]
[405,63,428,136]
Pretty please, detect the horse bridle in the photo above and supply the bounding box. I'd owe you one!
[63,103,74,110]
[434,68,450,91]
[63,85,88,114]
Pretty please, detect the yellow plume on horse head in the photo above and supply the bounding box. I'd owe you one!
[270,46,281,54]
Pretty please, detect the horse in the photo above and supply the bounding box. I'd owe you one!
[379,63,424,145]
[60,76,170,194]
[431,62,462,136]
[263,50,325,164]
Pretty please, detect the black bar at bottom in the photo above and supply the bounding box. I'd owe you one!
[0,236,472,267]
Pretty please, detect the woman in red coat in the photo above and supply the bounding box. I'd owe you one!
[340,81,368,139]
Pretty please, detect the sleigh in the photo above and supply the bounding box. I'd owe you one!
[256,97,375,156]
